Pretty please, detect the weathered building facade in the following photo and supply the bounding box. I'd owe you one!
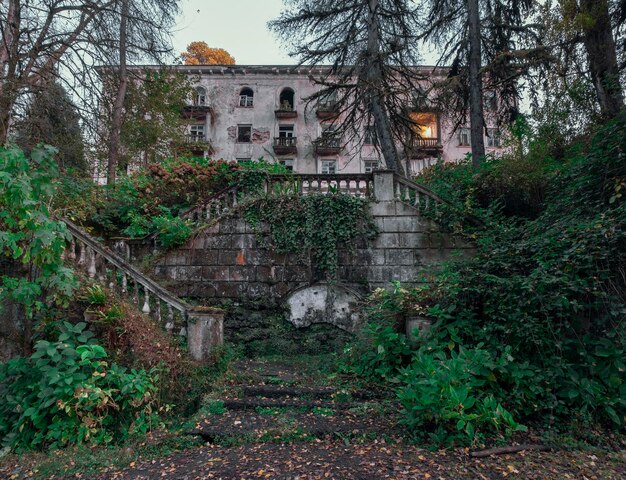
[176,65,504,175]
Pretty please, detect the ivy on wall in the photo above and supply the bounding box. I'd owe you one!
[244,193,377,276]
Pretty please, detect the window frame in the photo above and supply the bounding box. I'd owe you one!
[364,125,378,145]
[239,87,254,108]
[279,158,295,171]
[236,124,252,143]
[320,159,337,174]
[363,160,379,173]
[194,86,207,107]
[189,124,205,140]
[486,128,501,148]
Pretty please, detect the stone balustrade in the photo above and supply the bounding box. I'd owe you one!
[63,219,222,362]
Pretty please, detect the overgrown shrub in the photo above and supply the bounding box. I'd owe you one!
[0,322,160,451]
[343,115,626,445]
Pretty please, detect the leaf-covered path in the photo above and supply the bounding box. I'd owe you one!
[92,358,625,480]
[2,357,624,479]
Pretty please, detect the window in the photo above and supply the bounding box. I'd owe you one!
[194,87,206,106]
[364,160,379,173]
[409,112,438,139]
[239,87,253,107]
[189,124,205,141]
[279,159,294,171]
[279,88,295,110]
[364,125,378,145]
[279,125,294,138]
[484,91,497,111]
[237,124,252,143]
[321,159,336,174]
[458,128,471,147]
[486,128,501,148]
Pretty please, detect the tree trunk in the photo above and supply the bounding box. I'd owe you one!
[579,0,624,118]
[467,0,485,166]
[107,0,130,185]
[365,0,403,175]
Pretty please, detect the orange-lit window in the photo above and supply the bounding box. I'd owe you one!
[409,112,438,139]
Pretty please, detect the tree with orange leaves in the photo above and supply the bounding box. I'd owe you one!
[181,42,235,65]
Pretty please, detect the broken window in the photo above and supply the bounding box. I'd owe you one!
[409,112,438,139]
[189,124,205,141]
[279,125,294,137]
[237,125,252,143]
[321,159,336,174]
[279,88,295,110]
[239,87,254,107]
[194,86,207,106]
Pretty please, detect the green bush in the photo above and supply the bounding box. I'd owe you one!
[0,322,160,451]
[397,346,525,445]
[343,115,626,445]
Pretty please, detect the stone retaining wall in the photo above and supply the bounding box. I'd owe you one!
[152,197,473,303]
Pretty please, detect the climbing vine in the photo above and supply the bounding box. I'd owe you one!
[244,193,377,276]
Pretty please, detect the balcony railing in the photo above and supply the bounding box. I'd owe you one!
[316,101,339,119]
[184,134,208,143]
[275,108,297,119]
[314,136,341,155]
[273,136,298,154]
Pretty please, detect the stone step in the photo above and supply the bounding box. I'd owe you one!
[239,385,387,401]
[222,398,357,411]
[190,410,397,444]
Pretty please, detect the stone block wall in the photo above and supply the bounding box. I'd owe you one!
[152,198,473,302]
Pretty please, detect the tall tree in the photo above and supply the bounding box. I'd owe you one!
[270,0,425,175]
[14,82,86,173]
[568,0,624,117]
[0,0,113,144]
[416,0,538,165]
[108,0,129,185]
[181,42,236,65]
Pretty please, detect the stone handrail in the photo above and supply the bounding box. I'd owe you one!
[63,218,190,334]
[267,173,373,197]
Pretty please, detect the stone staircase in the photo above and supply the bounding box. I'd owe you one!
[189,358,398,445]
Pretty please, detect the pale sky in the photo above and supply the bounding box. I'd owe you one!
[173,0,294,65]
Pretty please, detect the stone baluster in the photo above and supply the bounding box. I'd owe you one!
[404,186,411,202]
[121,272,128,293]
[78,241,86,265]
[165,305,174,334]
[87,247,97,278]
[132,278,139,305]
[155,300,162,324]
[395,182,402,200]
[142,286,151,314]
[414,191,421,208]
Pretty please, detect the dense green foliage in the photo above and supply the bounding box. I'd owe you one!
[244,193,377,275]
[0,322,160,451]
[343,116,626,445]
[56,157,288,248]
[0,146,77,323]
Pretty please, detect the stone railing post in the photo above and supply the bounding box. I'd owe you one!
[186,307,225,362]
[372,170,395,202]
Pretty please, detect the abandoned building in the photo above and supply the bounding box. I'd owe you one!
[174,65,504,175]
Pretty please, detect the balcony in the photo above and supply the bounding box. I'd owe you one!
[407,137,442,157]
[316,102,339,119]
[273,136,297,155]
[182,104,211,120]
[275,108,297,119]
[314,136,341,156]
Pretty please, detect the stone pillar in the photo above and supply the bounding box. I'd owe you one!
[373,170,395,202]
[187,307,225,362]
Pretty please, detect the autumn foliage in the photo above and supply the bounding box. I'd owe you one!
[181,42,236,65]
